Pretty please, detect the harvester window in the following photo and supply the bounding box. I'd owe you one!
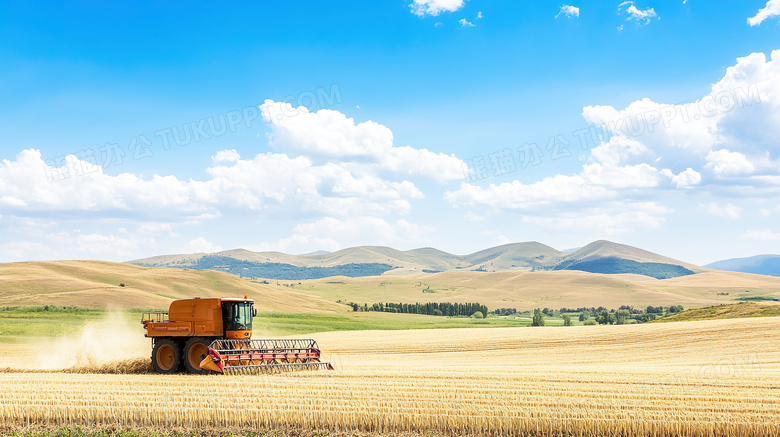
[223,302,254,332]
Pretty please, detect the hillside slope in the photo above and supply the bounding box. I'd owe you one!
[706,254,780,277]
[2,261,780,312]
[131,240,705,279]
[0,261,344,312]
[554,240,704,278]
[297,269,780,311]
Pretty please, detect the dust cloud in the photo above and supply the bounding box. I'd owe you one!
[35,309,150,370]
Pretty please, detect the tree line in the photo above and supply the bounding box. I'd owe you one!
[531,304,685,326]
[349,301,489,317]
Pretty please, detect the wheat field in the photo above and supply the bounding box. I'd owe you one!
[1,317,779,436]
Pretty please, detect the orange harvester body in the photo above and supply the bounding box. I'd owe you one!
[141,297,332,375]
[143,297,250,339]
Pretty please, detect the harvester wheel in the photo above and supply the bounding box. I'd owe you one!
[184,337,213,374]
[152,339,182,374]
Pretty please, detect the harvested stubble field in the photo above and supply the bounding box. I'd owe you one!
[1,317,779,436]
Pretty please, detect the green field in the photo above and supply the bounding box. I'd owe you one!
[0,306,149,343]
[0,306,537,342]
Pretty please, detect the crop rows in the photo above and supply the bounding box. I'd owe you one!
[1,318,778,436]
[1,365,778,436]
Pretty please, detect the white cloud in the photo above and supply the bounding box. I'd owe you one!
[704,149,755,176]
[618,1,659,25]
[183,237,223,254]
[703,202,742,219]
[259,100,464,183]
[445,49,780,236]
[445,175,613,211]
[556,5,580,19]
[204,152,424,217]
[748,0,780,26]
[668,168,701,188]
[590,136,650,166]
[410,0,464,17]
[3,99,463,222]
[742,229,780,240]
[477,11,483,19]
[582,50,780,178]
[445,160,686,213]
[212,149,240,163]
[459,18,475,27]
[0,149,215,217]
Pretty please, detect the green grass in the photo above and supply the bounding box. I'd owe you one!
[0,306,145,343]
[254,311,531,335]
[0,305,533,341]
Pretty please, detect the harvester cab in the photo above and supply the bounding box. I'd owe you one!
[141,296,333,375]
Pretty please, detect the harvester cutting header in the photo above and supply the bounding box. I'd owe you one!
[141,296,333,374]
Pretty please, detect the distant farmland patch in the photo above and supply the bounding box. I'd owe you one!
[555,256,695,279]
[139,255,396,280]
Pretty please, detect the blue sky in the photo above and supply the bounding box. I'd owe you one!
[1,0,779,265]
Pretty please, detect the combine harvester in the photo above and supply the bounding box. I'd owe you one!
[141,296,333,374]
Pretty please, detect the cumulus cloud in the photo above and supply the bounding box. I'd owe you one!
[2,100,463,222]
[446,49,780,235]
[183,237,223,254]
[590,136,650,166]
[459,18,475,27]
[618,1,658,25]
[0,149,214,217]
[748,0,780,26]
[704,149,755,177]
[204,152,424,217]
[410,0,464,17]
[556,5,580,19]
[667,168,701,188]
[445,161,692,214]
[212,149,240,163]
[582,50,779,177]
[260,100,464,183]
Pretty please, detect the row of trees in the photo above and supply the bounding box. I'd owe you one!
[492,308,518,316]
[349,301,489,318]
[532,304,685,326]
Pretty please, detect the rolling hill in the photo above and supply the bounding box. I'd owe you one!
[0,261,344,312]
[1,259,779,313]
[706,255,780,277]
[296,269,780,311]
[130,240,705,280]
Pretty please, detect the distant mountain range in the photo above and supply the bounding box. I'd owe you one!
[706,255,780,277]
[130,240,707,280]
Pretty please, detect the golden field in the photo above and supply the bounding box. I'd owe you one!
[2,317,779,436]
[298,269,780,310]
[3,260,780,312]
[0,261,343,312]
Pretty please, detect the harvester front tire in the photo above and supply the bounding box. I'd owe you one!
[152,339,182,374]
[184,337,213,375]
